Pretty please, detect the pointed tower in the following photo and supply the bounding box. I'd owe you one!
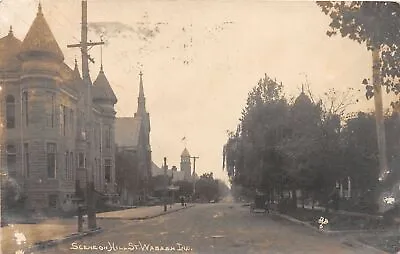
[180,148,191,181]
[18,3,64,78]
[135,71,148,117]
[92,65,117,106]
[134,71,151,143]
[72,58,81,80]
[0,26,22,71]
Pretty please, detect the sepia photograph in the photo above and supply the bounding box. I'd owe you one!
[0,0,399,253]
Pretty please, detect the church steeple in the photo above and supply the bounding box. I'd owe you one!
[136,71,147,115]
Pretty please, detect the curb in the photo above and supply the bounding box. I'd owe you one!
[275,213,390,254]
[97,204,195,220]
[275,213,388,236]
[23,227,103,253]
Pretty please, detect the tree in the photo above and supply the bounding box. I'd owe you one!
[1,176,25,210]
[317,1,398,179]
[317,2,400,94]
[223,72,392,211]
[115,150,140,195]
[195,173,219,202]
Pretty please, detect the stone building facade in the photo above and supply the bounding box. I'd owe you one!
[0,5,117,211]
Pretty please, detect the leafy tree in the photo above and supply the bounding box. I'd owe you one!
[115,150,140,195]
[317,2,400,94]
[317,1,396,198]
[341,112,380,211]
[195,173,219,202]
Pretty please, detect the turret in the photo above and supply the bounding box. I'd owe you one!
[18,3,64,77]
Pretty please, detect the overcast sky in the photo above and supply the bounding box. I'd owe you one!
[1,0,394,184]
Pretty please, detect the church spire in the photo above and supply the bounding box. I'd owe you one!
[38,2,43,16]
[136,71,146,115]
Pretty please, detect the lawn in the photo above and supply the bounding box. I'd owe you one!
[282,208,387,231]
[359,234,400,253]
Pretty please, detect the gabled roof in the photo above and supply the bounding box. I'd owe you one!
[93,67,117,104]
[20,4,64,61]
[115,117,141,148]
[0,27,22,70]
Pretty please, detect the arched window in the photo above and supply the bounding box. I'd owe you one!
[6,95,15,129]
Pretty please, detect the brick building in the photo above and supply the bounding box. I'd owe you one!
[0,4,117,212]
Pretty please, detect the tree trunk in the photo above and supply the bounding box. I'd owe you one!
[372,47,388,179]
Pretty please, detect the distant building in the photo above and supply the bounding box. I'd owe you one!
[180,148,192,181]
[151,147,194,183]
[0,4,117,211]
[115,72,152,205]
[151,163,185,183]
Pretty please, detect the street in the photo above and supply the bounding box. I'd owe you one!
[35,203,383,254]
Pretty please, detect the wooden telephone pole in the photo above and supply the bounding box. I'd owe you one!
[67,0,104,230]
[190,156,199,198]
[163,157,168,212]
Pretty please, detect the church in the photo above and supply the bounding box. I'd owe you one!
[114,72,152,205]
[0,4,117,211]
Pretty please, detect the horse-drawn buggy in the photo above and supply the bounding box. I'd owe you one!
[250,192,268,214]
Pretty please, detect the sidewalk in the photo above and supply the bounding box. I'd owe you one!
[0,204,194,254]
[1,218,80,254]
[97,203,194,220]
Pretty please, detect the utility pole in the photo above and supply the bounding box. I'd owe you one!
[190,156,199,200]
[163,157,167,212]
[67,0,104,230]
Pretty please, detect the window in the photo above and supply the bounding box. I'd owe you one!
[6,95,15,129]
[65,151,69,179]
[48,194,57,208]
[98,158,101,185]
[70,109,74,135]
[78,111,85,140]
[47,143,56,178]
[105,126,111,148]
[78,152,85,168]
[70,152,74,180]
[46,92,55,128]
[22,91,28,126]
[24,143,29,178]
[104,159,111,183]
[60,105,66,136]
[6,144,16,177]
